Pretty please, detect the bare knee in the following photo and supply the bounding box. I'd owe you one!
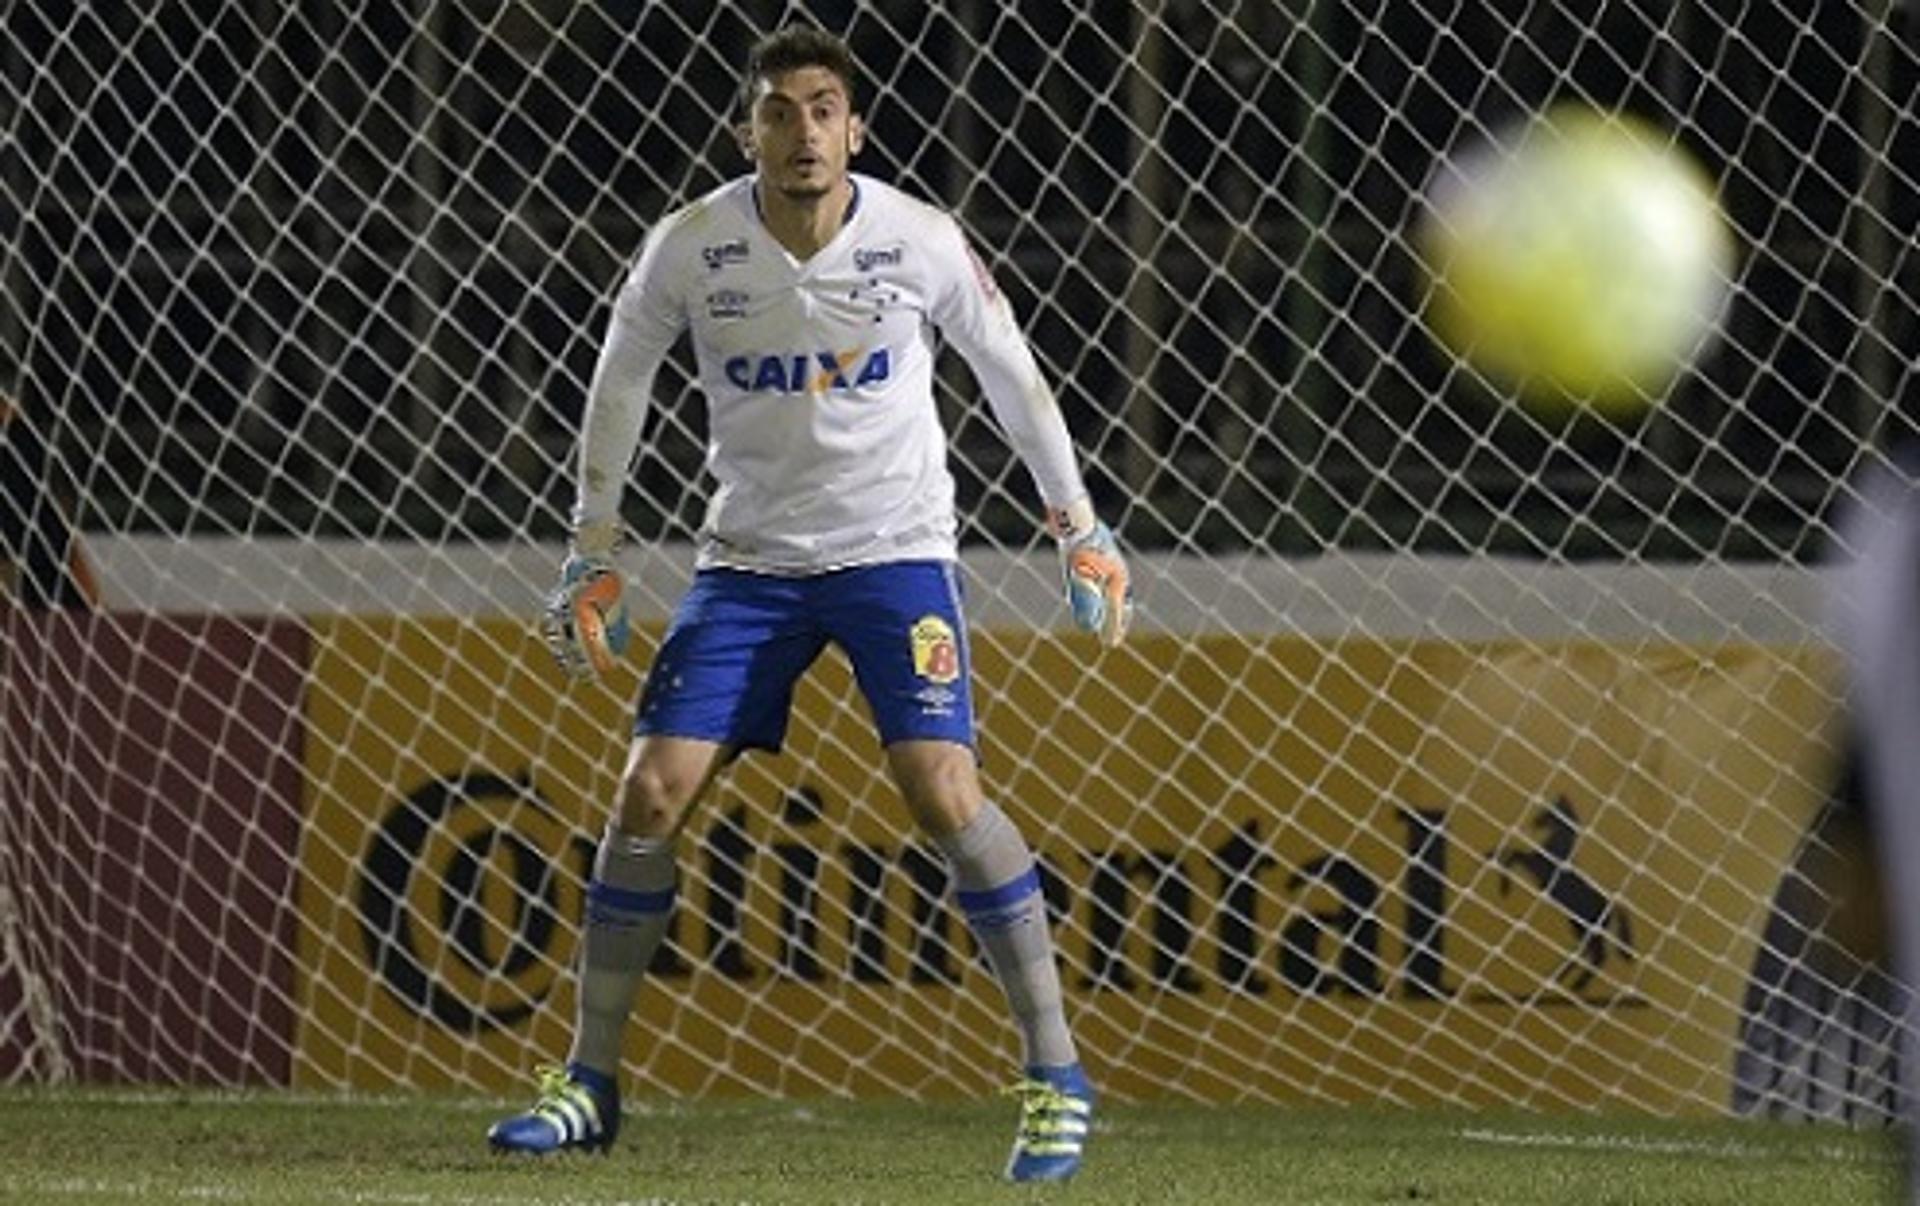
[616,765,685,836]
[615,739,723,837]
[889,741,983,838]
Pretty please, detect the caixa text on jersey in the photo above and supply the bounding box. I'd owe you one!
[723,348,892,394]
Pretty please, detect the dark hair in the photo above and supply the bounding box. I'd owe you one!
[739,27,860,116]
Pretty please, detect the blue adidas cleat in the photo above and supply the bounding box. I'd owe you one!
[488,1062,620,1154]
[1004,1063,1094,1182]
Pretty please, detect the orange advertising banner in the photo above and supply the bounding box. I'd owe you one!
[293,617,1837,1112]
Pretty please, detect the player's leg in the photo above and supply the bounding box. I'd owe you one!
[888,739,1093,1182]
[1832,456,1920,1199]
[826,560,1092,1182]
[569,735,727,1076]
[492,569,825,1155]
[487,734,725,1155]
[888,740,1077,1071]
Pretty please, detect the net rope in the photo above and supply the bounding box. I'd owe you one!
[2,1,1914,1117]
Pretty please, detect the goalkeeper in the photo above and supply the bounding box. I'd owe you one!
[489,25,1129,1184]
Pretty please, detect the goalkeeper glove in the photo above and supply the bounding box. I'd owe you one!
[1050,498,1132,648]
[543,520,631,679]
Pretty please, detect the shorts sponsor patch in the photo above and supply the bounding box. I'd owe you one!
[910,615,960,685]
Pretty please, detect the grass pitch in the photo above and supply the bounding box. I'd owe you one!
[0,1088,1899,1204]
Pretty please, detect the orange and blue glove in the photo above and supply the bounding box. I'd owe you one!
[543,521,631,679]
[1050,499,1132,648]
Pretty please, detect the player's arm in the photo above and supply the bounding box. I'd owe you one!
[928,217,1131,647]
[546,222,688,679]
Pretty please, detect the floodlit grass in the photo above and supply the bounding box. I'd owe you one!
[0,1088,1900,1204]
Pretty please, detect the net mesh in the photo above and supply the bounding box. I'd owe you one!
[2,0,1916,1118]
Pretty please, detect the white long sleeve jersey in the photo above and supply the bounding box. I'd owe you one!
[573,173,1089,574]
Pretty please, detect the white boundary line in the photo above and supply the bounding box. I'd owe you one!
[8,1180,742,1206]
[1455,1125,1895,1165]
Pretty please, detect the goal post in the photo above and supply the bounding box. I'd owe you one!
[2,0,1914,1121]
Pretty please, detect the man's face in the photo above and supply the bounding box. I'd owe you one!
[740,66,863,201]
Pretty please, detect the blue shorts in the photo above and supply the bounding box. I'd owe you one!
[634,560,975,753]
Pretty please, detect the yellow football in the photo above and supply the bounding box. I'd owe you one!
[1418,104,1734,416]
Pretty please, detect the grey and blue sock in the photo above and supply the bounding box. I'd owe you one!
[568,827,678,1079]
[935,803,1077,1069]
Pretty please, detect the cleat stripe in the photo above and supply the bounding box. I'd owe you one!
[573,1088,604,1133]
[1006,1075,1091,1180]
[558,1098,589,1141]
[497,1066,616,1154]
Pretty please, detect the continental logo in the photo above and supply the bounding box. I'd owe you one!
[724,348,892,394]
[358,776,1640,1012]
[910,615,960,685]
[356,770,592,1033]
[1492,796,1634,991]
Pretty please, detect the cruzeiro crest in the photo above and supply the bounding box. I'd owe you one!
[910,615,960,685]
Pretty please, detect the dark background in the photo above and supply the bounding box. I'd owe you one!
[3,0,1916,561]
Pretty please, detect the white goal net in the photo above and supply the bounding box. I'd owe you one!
[3,1,1915,1121]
